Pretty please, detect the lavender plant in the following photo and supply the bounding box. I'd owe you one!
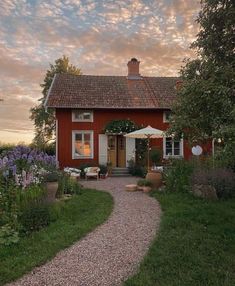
[0,145,57,188]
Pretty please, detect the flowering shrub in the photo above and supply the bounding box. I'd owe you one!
[0,146,57,245]
[0,145,57,188]
[104,119,139,134]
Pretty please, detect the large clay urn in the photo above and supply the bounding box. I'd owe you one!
[45,182,58,203]
[146,171,162,189]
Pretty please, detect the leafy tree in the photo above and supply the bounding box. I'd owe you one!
[30,56,82,148]
[168,0,235,145]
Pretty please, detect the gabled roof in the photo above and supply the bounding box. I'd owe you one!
[45,73,178,109]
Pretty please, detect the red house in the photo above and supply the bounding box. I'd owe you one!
[45,58,193,169]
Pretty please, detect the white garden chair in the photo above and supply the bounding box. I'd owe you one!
[84,167,100,180]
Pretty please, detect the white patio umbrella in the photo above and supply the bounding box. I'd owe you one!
[124,125,164,171]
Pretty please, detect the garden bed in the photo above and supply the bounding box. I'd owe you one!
[0,189,113,285]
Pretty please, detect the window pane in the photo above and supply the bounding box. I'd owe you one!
[73,110,92,121]
[84,141,91,156]
[164,111,171,122]
[84,133,90,141]
[165,138,172,156]
[173,140,180,156]
[84,133,91,156]
[74,111,82,120]
[166,138,172,147]
[166,148,172,156]
[174,141,180,149]
[83,112,91,120]
[108,136,116,150]
[75,133,84,156]
[174,148,180,156]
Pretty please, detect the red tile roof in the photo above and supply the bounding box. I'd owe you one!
[45,73,178,109]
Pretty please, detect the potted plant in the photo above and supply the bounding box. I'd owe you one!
[99,165,108,179]
[137,179,153,193]
[150,147,161,168]
[43,171,60,203]
[146,147,163,188]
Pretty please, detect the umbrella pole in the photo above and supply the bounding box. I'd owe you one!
[147,136,150,171]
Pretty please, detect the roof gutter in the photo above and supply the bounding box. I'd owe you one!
[44,73,57,112]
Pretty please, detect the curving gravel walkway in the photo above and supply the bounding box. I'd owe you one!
[8,177,161,286]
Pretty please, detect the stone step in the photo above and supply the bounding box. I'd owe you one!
[112,170,129,174]
[110,173,132,177]
[112,167,129,171]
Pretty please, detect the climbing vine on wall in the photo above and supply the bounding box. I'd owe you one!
[104,119,139,134]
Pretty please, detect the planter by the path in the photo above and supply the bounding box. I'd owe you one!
[142,186,152,193]
[45,182,58,203]
[146,171,162,189]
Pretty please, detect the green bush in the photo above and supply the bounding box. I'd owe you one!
[128,159,147,177]
[191,168,235,199]
[16,184,46,210]
[0,180,20,245]
[43,171,61,182]
[19,202,51,233]
[57,173,81,197]
[150,147,162,165]
[99,164,108,175]
[0,224,19,246]
[137,179,152,187]
[164,159,194,192]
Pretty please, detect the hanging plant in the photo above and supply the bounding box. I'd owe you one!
[104,119,139,135]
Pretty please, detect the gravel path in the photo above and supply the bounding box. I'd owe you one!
[8,177,161,286]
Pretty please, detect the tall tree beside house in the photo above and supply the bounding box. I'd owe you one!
[168,0,235,147]
[30,55,82,148]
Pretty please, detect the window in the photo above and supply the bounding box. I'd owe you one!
[72,131,94,159]
[163,111,171,123]
[163,137,183,158]
[72,110,93,122]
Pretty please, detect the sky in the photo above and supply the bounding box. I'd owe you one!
[0,0,201,144]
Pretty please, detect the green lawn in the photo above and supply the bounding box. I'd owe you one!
[0,189,113,285]
[125,192,235,286]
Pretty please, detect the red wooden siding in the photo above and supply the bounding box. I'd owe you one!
[56,108,210,168]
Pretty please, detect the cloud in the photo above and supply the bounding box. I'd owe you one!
[0,0,201,143]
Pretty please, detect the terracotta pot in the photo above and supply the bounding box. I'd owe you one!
[45,182,58,203]
[146,171,162,189]
[143,186,152,193]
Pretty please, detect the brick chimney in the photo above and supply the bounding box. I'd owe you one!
[127,58,141,79]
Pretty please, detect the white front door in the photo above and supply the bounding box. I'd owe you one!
[125,137,135,167]
[98,134,108,165]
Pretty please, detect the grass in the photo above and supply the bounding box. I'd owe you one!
[125,191,235,286]
[0,189,113,285]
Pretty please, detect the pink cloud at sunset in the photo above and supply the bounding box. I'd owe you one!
[0,0,201,143]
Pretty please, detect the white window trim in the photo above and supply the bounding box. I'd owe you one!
[72,110,94,122]
[163,111,171,123]
[72,130,94,159]
[163,137,184,159]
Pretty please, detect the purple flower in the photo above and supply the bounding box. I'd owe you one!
[12,165,17,175]
[2,156,8,166]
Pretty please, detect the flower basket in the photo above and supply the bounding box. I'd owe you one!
[43,171,60,203]
[45,182,58,203]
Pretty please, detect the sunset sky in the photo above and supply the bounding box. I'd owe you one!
[0,0,200,144]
